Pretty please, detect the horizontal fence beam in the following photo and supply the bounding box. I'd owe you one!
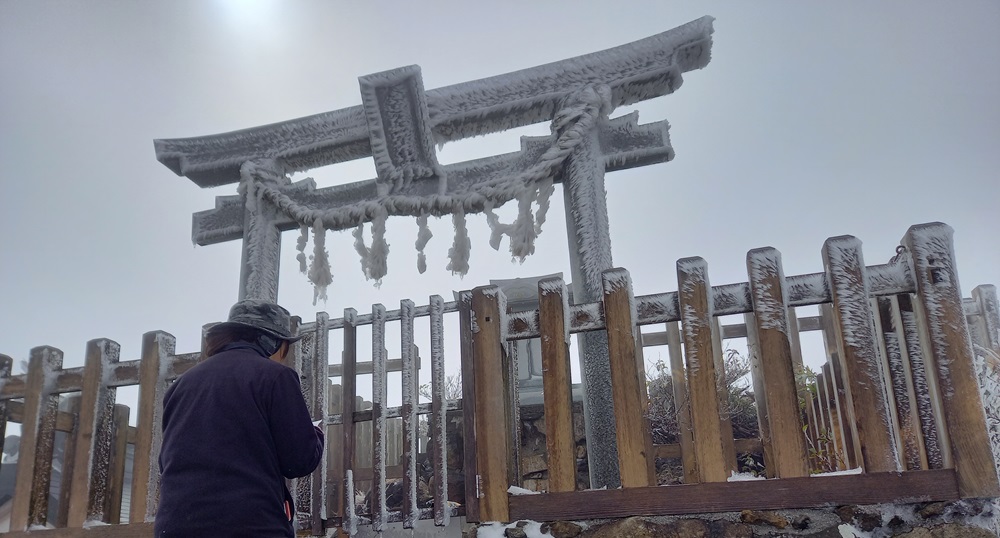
[326,400,461,425]
[509,469,959,522]
[506,262,915,340]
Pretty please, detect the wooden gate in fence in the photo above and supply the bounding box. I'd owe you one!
[0,222,998,536]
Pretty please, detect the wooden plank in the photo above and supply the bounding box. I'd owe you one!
[471,286,511,522]
[310,313,329,535]
[877,297,927,471]
[537,278,576,493]
[57,395,82,528]
[10,346,63,531]
[67,339,121,527]
[743,312,774,478]
[457,290,480,522]
[654,438,762,459]
[818,304,858,470]
[676,257,732,483]
[601,269,655,487]
[326,381,343,530]
[746,248,809,478]
[903,222,1000,498]
[370,304,388,531]
[107,405,130,524]
[896,294,945,469]
[971,285,999,352]
[129,331,175,524]
[823,236,898,472]
[509,468,959,522]
[0,355,11,461]
[666,321,698,484]
[0,522,156,538]
[710,317,738,473]
[428,295,449,525]
[399,299,420,528]
[340,308,358,535]
[815,369,837,471]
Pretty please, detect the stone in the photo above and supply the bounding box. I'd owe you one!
[583,516,655,538]
[739,509,788,529]
[544,521,583,538]
[918,502,948,519]
[672,519,709,537]
[835,505,858,523]
[791,515,812,530]
[504,527,528,538]
[895,524,997,538]
[715,520,753,538]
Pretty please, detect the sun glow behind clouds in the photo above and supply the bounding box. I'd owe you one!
[213,0,283,42]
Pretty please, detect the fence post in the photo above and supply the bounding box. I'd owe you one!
[67,338,120,526]
[57,395,82,528]
[10,346,63,531]
[471,286,511,522]
[746,247,810,478]
[903,222,1000,498]
[602,268,656,487]
[0,355,11,460]
[400,299,420,528]
[537,278,576,492]
[130,331,175,523]
[822,236,899,472]
[971,285,999,354]
[458,290,480,522]
[340,308,358,536]
[875,297,927,471]
[677,257,734,482]
[666,322,698,483]
[371,304,388,531]
[107,404,130,524]
[428,295,450,525]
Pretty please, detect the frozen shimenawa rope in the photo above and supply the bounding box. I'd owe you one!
[238,84,613,298]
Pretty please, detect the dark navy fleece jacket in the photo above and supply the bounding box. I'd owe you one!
[155,343,324,538]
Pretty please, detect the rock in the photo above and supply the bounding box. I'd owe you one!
[856,510,881,532]
[835,505,858,523]
[739,509,788,529]
[896,523,997,537]
[672,519,709,537]
[714,520,753,538]
[918,502,948,519]
[544,521,583,538]
[504,526,528,538]
[583,516,655,538]
[791,515,811,530]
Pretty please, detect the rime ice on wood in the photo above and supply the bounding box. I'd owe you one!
[428,295,450,526]
[822,236,900,473]
[902,222,1000,498]
[370,304,389,530]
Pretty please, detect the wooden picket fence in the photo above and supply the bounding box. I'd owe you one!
[0,221,998,537]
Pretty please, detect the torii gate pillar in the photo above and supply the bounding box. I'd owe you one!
[561,119,621,488]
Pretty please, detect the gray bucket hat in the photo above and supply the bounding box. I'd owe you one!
[212,300,303,342]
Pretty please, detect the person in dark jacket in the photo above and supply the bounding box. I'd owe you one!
[155,300,325,538]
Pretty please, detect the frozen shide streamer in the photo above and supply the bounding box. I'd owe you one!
[240,84,613,302]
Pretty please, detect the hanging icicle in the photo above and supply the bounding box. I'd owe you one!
[307,218,333,305]
[295,224,309,274]
[534,176,554,235]
[368,210,390,285]
[446,208,471,276]
[352,211,390,285]
[415,215,432,274]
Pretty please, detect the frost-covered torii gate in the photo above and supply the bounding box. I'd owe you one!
[154,17,713,489]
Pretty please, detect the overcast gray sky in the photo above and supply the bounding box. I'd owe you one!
[1,1,998,382]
